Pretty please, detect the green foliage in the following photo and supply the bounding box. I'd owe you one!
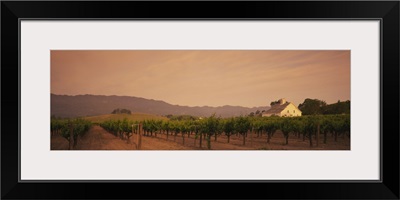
[51,118,92,149]
[279,118,294,134]
[223,118,235,137]
[58,112,350,149]
[298,98,327,115]
[234,116,251,135]
[263,118,278,134]
[262,117,279,143]
[200,114,219,135]
[100,118,138,139]
[299,98,350,115]
[201,114,220,149]
[322,100,350,115]
[234,116,251,145]
[167,115,199,121]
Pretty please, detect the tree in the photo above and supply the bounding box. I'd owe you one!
[215,121,224,142]
[223,118,235,143]
[180,120,192,145]
[270,100,280,106]
[252,119,264,138]
[125,121,137,143]
[320,116,333,144]
[162,121,171,140]
[51,119,65,136]
[298,98,327,115]
[291,117,305,139]
[330,115,350,142]
[263,119,278,144]
[322,100,350,115]
[234,116,251,145]
[191,120,201,146]
[279,118,294,145]
[201,114,220,150]
[59,118,92,150]
[303,116,318,146]
[111,108,131,114]
[172,121,181,142]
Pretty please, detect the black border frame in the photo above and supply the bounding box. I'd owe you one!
[2,1,399,199]
[17,18,382,184]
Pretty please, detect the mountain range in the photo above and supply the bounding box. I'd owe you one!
[51,94,270,118]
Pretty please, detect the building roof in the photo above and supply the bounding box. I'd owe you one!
[263,102,290,114]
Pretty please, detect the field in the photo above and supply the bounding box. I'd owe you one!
[51,125,350,150]
[84,113,168,123]
[51,113,350,150]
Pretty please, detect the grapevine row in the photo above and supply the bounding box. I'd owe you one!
[97,114,350,150]
[51,118,92,149]
[51,114,350,150]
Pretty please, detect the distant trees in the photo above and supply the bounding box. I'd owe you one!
[298,99,350,115]
[166,115,199,121]
[248,109,263,117]
[270,100,280,106]
[322,100,350,115]
[298,98,327,115]
[111,108,131,114]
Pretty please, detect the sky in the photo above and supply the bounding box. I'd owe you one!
[51,50,350,107]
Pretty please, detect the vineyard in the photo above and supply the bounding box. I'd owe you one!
[51,118,92,150]
[51,114,350,150]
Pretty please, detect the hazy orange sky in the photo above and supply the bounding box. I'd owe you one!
[51,50,350,107]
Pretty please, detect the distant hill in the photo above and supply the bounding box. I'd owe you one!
[51,94,270,118]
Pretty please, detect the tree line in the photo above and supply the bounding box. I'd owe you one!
[111,108,132,114]
[298,98,350,115]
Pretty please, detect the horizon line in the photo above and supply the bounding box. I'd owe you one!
[50,93,350,108]
[50,93,272,108]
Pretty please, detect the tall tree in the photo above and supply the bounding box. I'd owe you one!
[322,100,350,115]
[298,98,327,115]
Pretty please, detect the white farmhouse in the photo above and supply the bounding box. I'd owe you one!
[262,98,302,117]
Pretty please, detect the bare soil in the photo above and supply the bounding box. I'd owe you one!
[51,126,350,150]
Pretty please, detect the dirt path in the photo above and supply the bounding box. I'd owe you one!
[51,126,193,150]
[76,126,136,150]
[50,133,70,150]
